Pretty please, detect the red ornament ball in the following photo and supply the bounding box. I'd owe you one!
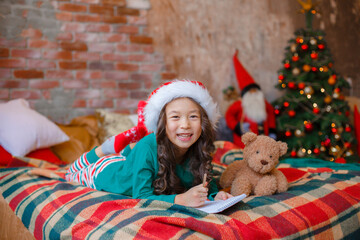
[310,52,318,59]
[283,101,290,107]
[345,126,351,132]
[274,109,280,115]
[301,44,309,50]
[298,83,305,89]
[278,74,285,80]
[323,139,331,146]
[288,110,296,117]
[292,55,299,62]
[290,150,297,157]
[305,122,313,131]
[313,108,320,114]
[285,130,292,137]
[311,67,317,72]
[288,82,296,89]
[313,148,320,155]
[335,157,346,164]
[318,43,325,50]
[331,128,337,134]
[284,62,291,69]
[344,142,351,148]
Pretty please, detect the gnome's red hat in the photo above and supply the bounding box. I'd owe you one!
[354,105,360,158]
[233,49,261,97]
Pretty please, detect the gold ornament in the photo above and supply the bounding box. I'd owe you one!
[320,146,326,152]
[303,64,311,72]
[310,37,317,45]
[328,75,336,85]
[324,95,332,104]
[291,43,297,52]
[304,86,314,95]
[345,150,354,156]
[295,129,304,137]
[334,134,340,140]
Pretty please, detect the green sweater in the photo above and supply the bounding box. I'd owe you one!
[94,133,218,203]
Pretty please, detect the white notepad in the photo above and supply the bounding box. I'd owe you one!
[195,194,247,214]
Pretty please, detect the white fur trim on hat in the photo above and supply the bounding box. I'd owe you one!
[144,80,220,133]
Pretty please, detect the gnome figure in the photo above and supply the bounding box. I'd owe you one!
[225,50,277,148]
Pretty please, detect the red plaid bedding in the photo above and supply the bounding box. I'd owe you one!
[1,156,360,239]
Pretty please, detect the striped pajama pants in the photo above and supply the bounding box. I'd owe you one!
[65,150,126,190]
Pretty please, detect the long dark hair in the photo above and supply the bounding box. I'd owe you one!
[153,98,216,195]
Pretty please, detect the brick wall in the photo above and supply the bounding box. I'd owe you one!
[0,0,175,123]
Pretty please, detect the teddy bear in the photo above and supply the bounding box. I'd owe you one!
[219,132,288,196]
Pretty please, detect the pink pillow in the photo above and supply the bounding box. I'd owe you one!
[0,99,69,157]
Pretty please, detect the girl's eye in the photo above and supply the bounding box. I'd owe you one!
[190,115,199,119]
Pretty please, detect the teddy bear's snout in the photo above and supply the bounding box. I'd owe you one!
[260,160,268,165]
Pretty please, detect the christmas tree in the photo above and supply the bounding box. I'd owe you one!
[272,0,358,163]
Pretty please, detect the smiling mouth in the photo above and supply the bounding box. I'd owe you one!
[177,133,193,141]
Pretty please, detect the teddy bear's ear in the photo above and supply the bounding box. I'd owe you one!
[278,141,288,156]
[242,132,257,146]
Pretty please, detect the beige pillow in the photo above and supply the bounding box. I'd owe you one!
[96,109,136,143]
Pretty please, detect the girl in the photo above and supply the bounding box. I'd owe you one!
[66,80,232,207]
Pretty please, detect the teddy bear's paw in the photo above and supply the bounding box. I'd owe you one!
[230,178,251,196]
[254,176,277,196]
[277,182,288,193]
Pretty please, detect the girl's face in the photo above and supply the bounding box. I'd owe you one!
[165,98,202,156]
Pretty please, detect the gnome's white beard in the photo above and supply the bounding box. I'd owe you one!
[242,90,267,123]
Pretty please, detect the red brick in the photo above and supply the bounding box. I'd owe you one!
[74,14,101,22]
[88,43,115,53]
[56,12,73,21]
[60,41,88,51]
[130,90,149,99]
[21,28,43,38]
[0,80,28,88]
[75,89,101,98]
[89,62,114,70]
[59,61,87,70]
[102,33,126,43]
[102,53,127,61]
[0,38,26,48]
[76,71,102,79]
[116,25,139,34]
[0,90,9,99]
[43,50,72,60]
[57,32,73,41]
[116,63,139,71]
[161,72,177,80]
[142,45,154,53]
[72,99,87,108]
[102,0,126,6]
[104,71,128,80]
[117,44,141,52]
[74,52,100,61]
[74,33,98,42]
[28,39,58,48]
[103,89,128,98]
[115,98,139,110]
[89,5,114,15]
[117,7,139,16]
[0,48,9,57]
[0,69,11,78]
[61,22,86,32]
[12,49,41,59]
[118,82,142,89]
[128,54,151,62]
[130,73,152,81]
[141,64,163,72]
[102,16,127,24]
[59,3,87,12]
[28,60,56,69]
[91,80,117,88]
[29,80,60,89]
[46,70,73,79]
[14,70,44,79]
[127,16,147,25]
[88,99,114,108]
[129,35,152,44]
[0,59,26,68]
[63,80,89,89]
[11,90,42,99]
[86,24,111,32]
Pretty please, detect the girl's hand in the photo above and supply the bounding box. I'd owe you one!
[175,183,208,207]
[214,191,233,201]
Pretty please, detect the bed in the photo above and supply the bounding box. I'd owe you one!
[1,100,360,239]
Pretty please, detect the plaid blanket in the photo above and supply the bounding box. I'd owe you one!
[1,156,360,239]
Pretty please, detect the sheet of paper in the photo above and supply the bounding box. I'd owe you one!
[195,194,247,214]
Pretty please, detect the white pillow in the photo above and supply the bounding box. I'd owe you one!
[0,99,70,156]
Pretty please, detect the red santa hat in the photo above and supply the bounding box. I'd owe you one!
[233,49,261,97]
[144,79,220,133]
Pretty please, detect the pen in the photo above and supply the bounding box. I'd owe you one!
[203,173,207,187]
